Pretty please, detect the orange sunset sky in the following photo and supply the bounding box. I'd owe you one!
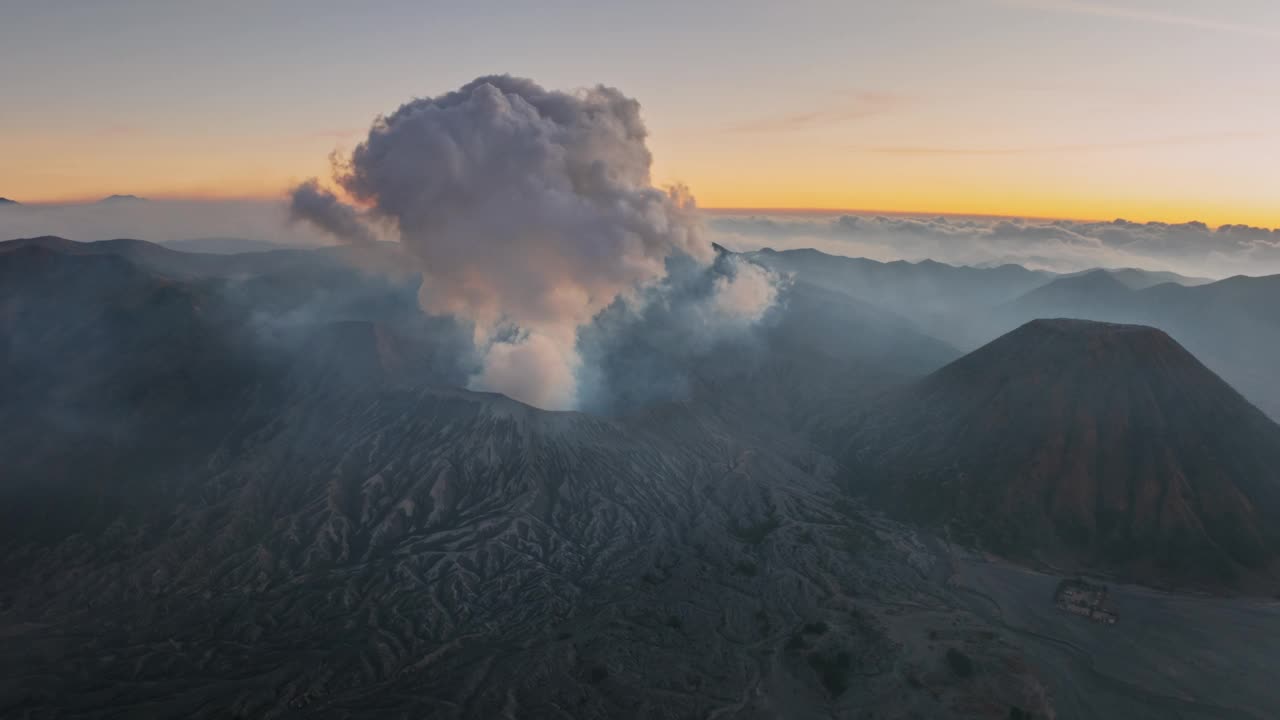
[2,1,1277,228]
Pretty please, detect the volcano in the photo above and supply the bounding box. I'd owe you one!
[846,318,1280,587]
[0,238,1057,718]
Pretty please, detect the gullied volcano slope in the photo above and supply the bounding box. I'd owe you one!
[846,319,1280,586]
[2,379,1053,718]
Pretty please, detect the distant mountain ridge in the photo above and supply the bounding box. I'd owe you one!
[9,239,1275,422]
[997,270,1280,419]
[746,246,1053,315]
[730,245,1279,421]
[1003,269,1133,319]
[163,236,297,254]
[742,247,1210,349]
[0,235,412,280]
[1060,266,1213,289]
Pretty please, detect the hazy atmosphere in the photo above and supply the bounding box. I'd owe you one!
[4,3,1280,719]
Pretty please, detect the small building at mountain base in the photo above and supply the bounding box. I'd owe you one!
[1054,578,1118,624]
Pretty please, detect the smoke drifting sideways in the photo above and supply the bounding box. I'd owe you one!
[290,75,777,410]
[288,180,378,247]
[576,252,783,415]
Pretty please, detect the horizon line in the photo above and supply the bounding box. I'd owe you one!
[5,194,1278,232]
[699,206,1279,232]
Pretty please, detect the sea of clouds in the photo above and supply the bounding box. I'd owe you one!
[705,212,1280,279]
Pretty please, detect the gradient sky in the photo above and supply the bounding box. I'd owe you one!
[2,0,1277,227]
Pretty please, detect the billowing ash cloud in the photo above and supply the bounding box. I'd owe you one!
[709,213,1280,278]
[289,75,723,409]
[288,179,377,246]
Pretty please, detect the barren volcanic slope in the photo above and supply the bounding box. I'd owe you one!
[846,319,1280,588]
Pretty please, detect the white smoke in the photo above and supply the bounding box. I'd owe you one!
[707,258,780,325]
[289,75,736,409]
[475,330,578,410]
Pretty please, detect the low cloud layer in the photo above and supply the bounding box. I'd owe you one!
[0,198,331,247]
[289,75,744,410]
[709,213,1280,279]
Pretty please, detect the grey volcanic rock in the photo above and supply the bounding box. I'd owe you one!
[0,389,1051,718]
[1,383,1051,717]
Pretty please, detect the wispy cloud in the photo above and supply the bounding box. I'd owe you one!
[854,130,1275,156]
[723,92,906,134]
[998,0,1280,40]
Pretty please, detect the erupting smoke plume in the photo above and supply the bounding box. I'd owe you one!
[288,179,378,246]
[290,75,733,409]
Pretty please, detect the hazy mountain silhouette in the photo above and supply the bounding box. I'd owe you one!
[164,236,296,254]
[586,278,961,436]
[997,272,1280,419]
[753,246,1280,421]
[1060,266,1212,289]
[745,248,1050,345]
[2,235,229,276]
[1009,269,1132,314]
[742,247,1209,349]
[0,235,411,280]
